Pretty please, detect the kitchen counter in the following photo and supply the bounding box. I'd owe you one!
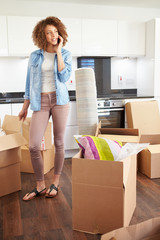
[0,91,154,104]
[0,92,24,104]
[71,95,154,101]
[97,95,154,101]
[0,98,24,104]
[0,97,78,104]
[0,91,77,104]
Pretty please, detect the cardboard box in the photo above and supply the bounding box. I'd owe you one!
[101,217,160,240]
[138,145,160,178]
[125,100,160,134]
[0,115,27,197]
[72,151,136,234]
[72,125,138,234]
[22,118,52,150]
[21,145,54,174]
[125,100,160,178]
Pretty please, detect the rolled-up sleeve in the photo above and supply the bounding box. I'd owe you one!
[58,51,72,83]
[24,55,31,100]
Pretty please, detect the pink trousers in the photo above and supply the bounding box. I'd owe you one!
[29,92,69,181]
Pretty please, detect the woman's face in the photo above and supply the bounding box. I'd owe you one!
[44,24,59,46]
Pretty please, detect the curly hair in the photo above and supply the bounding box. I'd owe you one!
[32,16,68,50]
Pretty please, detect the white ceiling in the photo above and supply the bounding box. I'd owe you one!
[24,0,160,8]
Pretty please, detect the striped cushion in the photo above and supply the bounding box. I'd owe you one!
[75,135,122,161]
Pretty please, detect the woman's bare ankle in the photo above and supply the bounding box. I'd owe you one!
[36,180,46,192]
[53,174,60,186]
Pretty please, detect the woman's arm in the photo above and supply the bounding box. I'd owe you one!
[55,35,72,83]
[19,54,32,121]
[57,51,65,72]
[57,51,72,83]
[18,99,30,121]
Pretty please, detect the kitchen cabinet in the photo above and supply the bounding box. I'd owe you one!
[82,19,117,56]
[4,16,146,57]
[0,104,12,125]
[0,103,33,125]
[66,101,77,126]
[61,18,82,56]
[0,16,8,56]
[7,16,41,56]
[146,19,160,96]
[64,125,79,150]
[64,101,79,151]
[146,19,160,59]
[11,103,32,117]
[7,16,81,56]
[117,21,145,56]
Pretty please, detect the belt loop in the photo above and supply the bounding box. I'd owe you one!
[48,93,51,104]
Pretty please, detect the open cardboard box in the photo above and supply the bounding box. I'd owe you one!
[125,100,160,178]
[101,217,160,240]
[72,123,138,234]
[0,115,27,197]
[21,145,54,174]
[22,117,52,150]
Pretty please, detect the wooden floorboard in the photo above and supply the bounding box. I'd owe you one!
[1,158,160,240]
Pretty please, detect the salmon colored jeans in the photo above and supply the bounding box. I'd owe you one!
[29,92,69,181]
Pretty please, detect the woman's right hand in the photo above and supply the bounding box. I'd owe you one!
[18,99,30,121]
[18,109,28,121]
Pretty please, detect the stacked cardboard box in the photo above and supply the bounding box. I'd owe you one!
[21,118,54,173]
[125,100,160,178]
[22,117,52,150]
[72,124,138,234]
[0,115,27,197]
[21,145,54,174]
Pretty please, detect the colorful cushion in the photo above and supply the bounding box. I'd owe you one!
[74,135,122,161]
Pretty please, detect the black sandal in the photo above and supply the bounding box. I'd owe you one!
[23,187,46,201]
[45,184,59,198]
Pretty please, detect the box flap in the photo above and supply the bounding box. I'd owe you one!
[120,156,132,188]
[0,147,21,168]
[148,144,160,153]
[101,217,160,240]
[0,133,27,151]
[139,134,160,144]
[72,150,123,188]
[98,134,139,143]
[2,115,22,134]
[98,128,139,136]
[123,155,136,227]
[125,100,160,134]
[95,121,102,136]
[97,127,139,143]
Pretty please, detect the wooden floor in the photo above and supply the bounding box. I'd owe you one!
[1,159,160,240]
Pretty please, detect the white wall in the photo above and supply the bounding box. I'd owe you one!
[1,0,160,21]
[111,57,137,89]
[137,57,154,96]
[0,57,28,92]
[0,56,77,92]
[0,0,159,94]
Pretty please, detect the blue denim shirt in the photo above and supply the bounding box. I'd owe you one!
[24,48,72,111]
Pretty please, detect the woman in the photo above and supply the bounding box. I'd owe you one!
[19,16,72,201]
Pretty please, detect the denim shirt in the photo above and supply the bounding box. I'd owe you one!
[24,48,72,111]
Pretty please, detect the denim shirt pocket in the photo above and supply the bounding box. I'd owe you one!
[31,63,39,74]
